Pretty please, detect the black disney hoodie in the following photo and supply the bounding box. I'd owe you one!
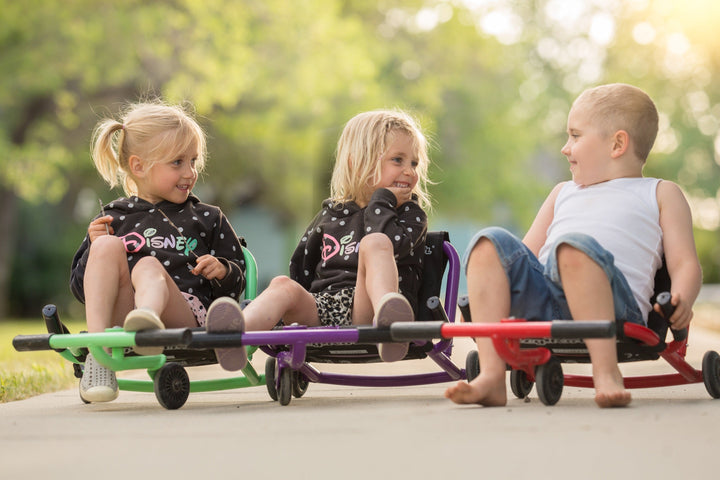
[70,194,246,309]
[289,188,427,314]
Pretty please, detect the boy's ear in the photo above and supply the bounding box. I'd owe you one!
[128,155,146,177]
[610,130,630,158]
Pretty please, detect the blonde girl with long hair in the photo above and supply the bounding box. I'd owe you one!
[205,109,432,370]
[70,101,246,402]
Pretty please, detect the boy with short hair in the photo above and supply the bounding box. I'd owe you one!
[446,83,702,408]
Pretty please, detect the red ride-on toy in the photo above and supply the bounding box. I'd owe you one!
[457,263,720,405]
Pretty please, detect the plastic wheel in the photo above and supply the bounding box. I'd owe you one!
[153,363,190,410]
[702,350,720,399]
[278,366,292,406]
[510,369,534,399]
[535,357,563,406]
[292,370,309,398]
[265,357,278,401]
[465,350,480,382]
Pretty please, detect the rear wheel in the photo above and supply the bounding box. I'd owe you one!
[510,369,534,399]
[465,350,480,382]
[292,370,309,398]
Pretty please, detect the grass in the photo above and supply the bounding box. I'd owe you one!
[0,319,86,403]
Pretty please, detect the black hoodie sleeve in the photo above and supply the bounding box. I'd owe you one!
[69,234,92,304]
[208,211,246,298]
[363,188,427,265]
[289,209,324,291]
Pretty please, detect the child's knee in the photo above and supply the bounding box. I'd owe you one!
[268,275,304,298]
[133,255,164,274]
[467,238,500,270]
[359,232,393,255]
[268,275,295,290]
[88,235,125,258]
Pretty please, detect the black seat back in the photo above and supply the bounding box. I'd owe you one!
[416,231,449,321]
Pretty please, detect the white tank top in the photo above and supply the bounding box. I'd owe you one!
[538,178,663,319]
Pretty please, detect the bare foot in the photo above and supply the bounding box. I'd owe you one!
[593,369,631,408]
[595,391,632,408]
[444,374,507,406]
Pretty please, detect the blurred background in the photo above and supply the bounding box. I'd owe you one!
[1,0,719,320]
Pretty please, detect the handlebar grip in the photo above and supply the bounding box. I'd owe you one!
[13,334,53,351]
[425,296,449,322]
[656,291,687,342]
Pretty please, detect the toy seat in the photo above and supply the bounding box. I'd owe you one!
[13,244,263,410]
[258,231,463,405]
[299,231,452,363]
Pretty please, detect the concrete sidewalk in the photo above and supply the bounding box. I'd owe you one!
[2,331,720,479]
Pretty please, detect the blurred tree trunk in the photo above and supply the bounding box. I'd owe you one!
[0,187,18,318]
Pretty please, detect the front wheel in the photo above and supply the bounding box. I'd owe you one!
[277,366,292,406]
[535,358,563,406]
[702,350,720,399]
[265,357,278,401]
[154,363,190,410]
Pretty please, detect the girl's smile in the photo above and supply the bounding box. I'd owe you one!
[135,140,199,204]
[374,132,419,193]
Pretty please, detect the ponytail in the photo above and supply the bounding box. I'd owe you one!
[90,120,137,194]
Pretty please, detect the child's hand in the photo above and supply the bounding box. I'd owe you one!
[190,254,228,281]
[386,185,413,206]
[654,293,693,331]
[88,215,114,242]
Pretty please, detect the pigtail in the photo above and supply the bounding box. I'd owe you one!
[91,119,129,192]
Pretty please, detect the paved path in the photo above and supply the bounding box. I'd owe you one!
[2,329,720,479]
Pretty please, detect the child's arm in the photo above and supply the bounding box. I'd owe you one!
[656,180,703,330]
[522,182,565,256]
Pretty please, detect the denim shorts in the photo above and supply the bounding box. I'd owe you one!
[463,227,645,325]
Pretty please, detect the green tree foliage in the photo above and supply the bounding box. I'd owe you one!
[1,0,719,316]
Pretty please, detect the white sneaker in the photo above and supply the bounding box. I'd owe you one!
[374,292,414,362]
[124,308,165,355]
[79,353,118,403]
[206,297,247,371]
